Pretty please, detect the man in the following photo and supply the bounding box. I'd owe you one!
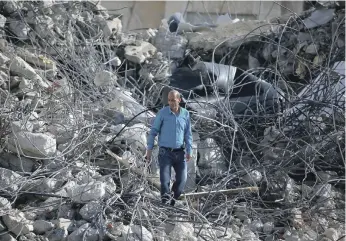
[146,90,193,206]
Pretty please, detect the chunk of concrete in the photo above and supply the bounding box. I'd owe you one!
[16,48,57,70]
[0,233,17,241]
[113,123,149,153]
[52,218,72,230]
[2,210,34,236]
[153,29,187,59]
[9,56,49,88]
[25,178,62,193]
[48,228,68,241]
[0,167,23,192]
[188,20,275,52]
[0,14,6,29]
[94,70,117,87]
[242,170,263,183]
[0,196,11,210]
[7,131,56,158]
[302,8,335,29]
[263,222,274,234]
[79,201,102,222]
[168,223,196,241]
[0,52,10,65]
[197,138,227,176]
[66,181,106,203]
[8,20,30,40]
[11,120,34,132]
[47,124,76,145]
[322,228,338,241]
[0,152,35,173]
[125,40,157,64]
[305,44,319,54]
[103,18,122,38]
[33,220,54,234]
[123,225,153,241]
[67,223,99,241]
[297,32,313,43]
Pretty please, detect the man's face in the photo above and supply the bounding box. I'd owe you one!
[168,92,181,111]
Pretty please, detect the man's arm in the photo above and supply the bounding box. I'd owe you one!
[147,111,163,151]
[184,111,193,156]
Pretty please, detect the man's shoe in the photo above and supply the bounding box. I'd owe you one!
[170,198,176,206]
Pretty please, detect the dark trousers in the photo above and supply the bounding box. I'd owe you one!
[158,147,187,204]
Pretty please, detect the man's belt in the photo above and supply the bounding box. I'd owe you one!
[161,146,184,152]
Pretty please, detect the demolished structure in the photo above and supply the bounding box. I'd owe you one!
[0,1,344,241]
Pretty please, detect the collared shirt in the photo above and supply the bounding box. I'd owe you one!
[147,106,193,155]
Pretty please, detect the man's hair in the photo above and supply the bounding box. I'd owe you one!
[168,89,181,99]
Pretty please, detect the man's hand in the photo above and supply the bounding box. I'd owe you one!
[186,153,191,162]
[145,149,152,162]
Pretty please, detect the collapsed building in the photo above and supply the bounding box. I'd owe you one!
[0,1,344,241]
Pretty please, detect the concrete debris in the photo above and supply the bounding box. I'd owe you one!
[0,2,343,241]
[9,56,49,89]
[153,28,188,59]
[0,196,11,210]
[2,210,34,236]
[67,223,99,241]
[197,138,227,176]
[33,220,54,234]
[7,131,56,157]
[187,20,276,52]
[0,167,23,192]
[302,8,335,29]
[168,222,197,241]
[0,152,35,172]
[123,225,153,241]
[66,181,106,203]
[79,201,102,222]
[94,70,117,87]
[102,18,122,39]
[124,40,157,64]
[47,228,68,241]
[0,233,17,241]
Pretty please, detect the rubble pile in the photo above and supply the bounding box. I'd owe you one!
[0,1,344,241]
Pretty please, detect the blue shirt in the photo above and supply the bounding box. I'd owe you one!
[147,106,193,155]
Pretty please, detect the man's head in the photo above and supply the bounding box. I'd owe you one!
[168,90,181,112]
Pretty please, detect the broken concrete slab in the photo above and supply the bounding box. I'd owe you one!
[0,167,23,192]
[0,196,11,210]
[9,56,49,89]
[123,225,153,241]
[168,222,196,241]
[67,223,99,241]
[94,70,117,86]
[33,220,54,234]
[79,201,102,222]
[124,40,157,64]
[0,233,17,241]
[305,43,319,54]
[153,29,188,59]
[7,131,56,158]
[16,48,57,71]
[8,19,30,40]
[302,8,335,29]
[197,138,227,176]
[66,181,106,203]
[0,52,10,65]
[47,228,68,241]
[0,152,35,173]
[187,20,276,52]
[106,87,155,123]
[2,210,34,236]
[103,18,122,38]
